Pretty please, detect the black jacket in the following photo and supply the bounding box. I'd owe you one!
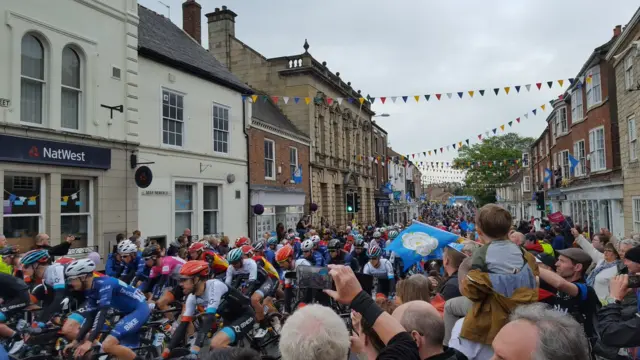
[32,241,72,257]
[425,347,468,360]
[597,302,640,348]
[438,272,462,301]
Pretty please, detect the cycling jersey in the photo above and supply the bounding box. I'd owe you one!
[119,253,145,285]
[224,258,258,286]
[363,258,395,279]
[0,273,30,322]
[43,263,66,290]
[201,250,228,275]
[149,256,186,279]
[252,255,279,280]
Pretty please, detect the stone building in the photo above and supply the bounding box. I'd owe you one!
[608,9,640,235]
[372,122,390,225]
[205,6,376,227]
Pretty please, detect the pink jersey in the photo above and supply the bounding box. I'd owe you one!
[149,256,186,279]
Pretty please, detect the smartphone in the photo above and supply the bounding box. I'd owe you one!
[296,266,333,290]
[629,275,640,288]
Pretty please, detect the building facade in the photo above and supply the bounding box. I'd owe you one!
[608,10,640,236]
[387,148,410,225]
[135,4,251,244]
[206,6,377,228]
[249,99,311,239]
[372,122,390,226]
[0,0,139,254]
[495,167,534,221]
[531,26,624,238]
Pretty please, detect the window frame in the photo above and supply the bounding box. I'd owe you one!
[560,150,570,179]
[559,107,568,135]
[625,55,635,91]
[289,147,299,181]
[629,115,638,162]
[523,176,531,192]
[20,33,47,126]
[264,139,276,180]
[212,103,231,155]
[60,177,94,246]
[203,185,220,236]
[589,126,606,172]
[60,46,83,131]
[161,88,186,148]
[571,89,584,123]
[174,183,194,238]
[586,65,602,109]
[634,197,640,233]
[3,173,46,245]
[573,139,587,177]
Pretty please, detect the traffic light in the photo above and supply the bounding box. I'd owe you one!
[354,193,361,213]
[535,191,545,211]
[346,193,354,213]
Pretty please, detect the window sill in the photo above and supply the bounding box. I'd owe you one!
[264,177,276,181]
[19,121,47,129]
[161,143,185,151]
[572,117,586,126]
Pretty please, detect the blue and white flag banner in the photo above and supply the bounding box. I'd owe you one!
[387,220,460,271]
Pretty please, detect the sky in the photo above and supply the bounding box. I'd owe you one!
[139,0,639,182]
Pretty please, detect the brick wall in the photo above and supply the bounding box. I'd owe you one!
[248,127,310,202]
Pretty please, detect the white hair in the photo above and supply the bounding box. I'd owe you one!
[279,304,349,360]
[510,303,589,360]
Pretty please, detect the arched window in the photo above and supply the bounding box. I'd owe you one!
[21,34,45,124]
[61,46,81,130]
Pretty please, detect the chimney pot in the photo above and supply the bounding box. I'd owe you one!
[215,7,220,12]
[614,25,622,37]
[222,5,227,10]
[182,0,202,44]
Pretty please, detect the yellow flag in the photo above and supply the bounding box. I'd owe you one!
[458,141,463,148]
[541,104,546,111]
[304,97,311,105]
[586,76,592,84]
[500,125,505,131]
[251,95,258,103]
[558,79,564,87]
[29,196,37,201]
[62,196,69,202]
[359,97,365,104]
[414,95,420,103]
[504,87,510,94]
[428,151,431,156]
[468,91,474,98]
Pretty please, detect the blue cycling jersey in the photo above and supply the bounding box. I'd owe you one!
[85,276,146,313]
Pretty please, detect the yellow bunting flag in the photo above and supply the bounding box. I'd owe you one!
[458,141,463,148]
[414,95,420,103]
[504,87,510,95]
[29,196,37,201]
[541,104,546,111]
[500,125,505,131]
[359,97,365,104]
[251,95,258,103]
[558,80,564,87]
[468,91,474,98]
[62,196,69,202]
[586,75,592,84]
[304,97,311,105]
[428,151,432,156]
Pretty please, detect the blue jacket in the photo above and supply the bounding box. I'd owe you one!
[312,250,325,267]
[552,235,565,251]
[106,253,123,277]
[264,249,276,265]
[293,241,302,259]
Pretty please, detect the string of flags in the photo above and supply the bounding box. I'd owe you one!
[4,190,39,206]
[242,77,585,106]
[60,190,83,206]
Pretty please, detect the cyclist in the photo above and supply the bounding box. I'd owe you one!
[0,246,21,277]
[0,272,30,340]
[363,244,395,298]
[235,237,250,249]
[299,239,319,266]
[64,259,150,360]
[352,237,369,271]
[327,239,359,272]
[165,261,254,356]
[275,245,311,313]
[264,237,278,265]
[138,245,186,316]
[310,235,326,266]
[249,245,280,337]
[117,240,145,285]
[188,242,228,279]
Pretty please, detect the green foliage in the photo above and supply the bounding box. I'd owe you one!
[454,133,535,206]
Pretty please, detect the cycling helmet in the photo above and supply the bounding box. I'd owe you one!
[310,235,321,245]
[235,237,250,247]
[301,239,314,252]
[241,245,254,257]
[328,239,342,251]
[117,240,137,254]
[0,246,19,256]
[142,245,161,258]
[55,257,75,265]
[179,260,210,278]
[188,242,206,253]
[226,248,243,263]
[21,249,51,266]
[253,241,265,252]
[354,237,365,247]
[367,245,382,258]
[267,237,278,246]
[373,231,381,238]
[65,259,96,277]
[275,245,294,262]
[388,230,399,239]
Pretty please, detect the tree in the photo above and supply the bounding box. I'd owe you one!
[454,133,534,206]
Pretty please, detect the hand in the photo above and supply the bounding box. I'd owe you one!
[351,310,362,332]
[570,228,579,237]
[609,274,630,302]
[63,340,77,356]
[350,333,365,354]
[323,265,362,305]
[428,276,439,288]
[65,235,75,244]
[74,340,92,358]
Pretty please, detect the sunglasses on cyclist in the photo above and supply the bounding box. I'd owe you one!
[370,257,379,260]
[277,259,289,266]
[143,256,156,261]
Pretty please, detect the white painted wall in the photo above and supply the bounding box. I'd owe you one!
[388,161,407,199]
[0,0,139,141]
[136,57,249,241]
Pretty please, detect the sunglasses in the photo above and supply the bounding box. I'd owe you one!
[144,256,156,261]
[329,250,337,253]
[370,257,379,260]
[121,254,131,259]
[277,259,289,266]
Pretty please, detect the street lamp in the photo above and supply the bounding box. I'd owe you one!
[373,113,390,118]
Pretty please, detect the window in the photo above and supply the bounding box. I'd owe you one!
[203,186,219,235]
[629,115,637,162]
[626,55,635,90]
[523,176,531,192]
[3,175,43,248]
[551,113,557,144]
[572,89,584,123]
[264,139,275,180]
[162,90,184,146]
[289,147,298,180]
[545,135,549,155]
[522,152,529,167]
[560,150,570,179]
[212,105,229,153]
[61,47,81,130]
[634,197,640,233]
[589,127,606,171]
[375,137,379,153]
[174,184,193,237]
[559,108,568,134]
[586,66,602,108]
[573,140,586,176]
[61,179,91,247]
[21,35,45,124]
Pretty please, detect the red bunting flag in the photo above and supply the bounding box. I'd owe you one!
[536,83,542,90]
[272,96,279,103]
[436,94,442,100]
[327,98,333,105]
[516,117,520,123]
[478,134,482,140]
[380,97,386,104]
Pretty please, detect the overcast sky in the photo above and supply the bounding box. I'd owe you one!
[139,0,638,181]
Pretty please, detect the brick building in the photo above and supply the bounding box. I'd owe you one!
[531,26,624,238]
[608,9,640,235]
[205,6,377,227]
[372,122,390,225]
[249,99,310,238]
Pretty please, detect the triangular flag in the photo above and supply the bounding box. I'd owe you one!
[516,117,520,123]
[524,113,528,119]
[440,147,443,153]
[533,109,537,115]
[465,139,469,145]
[515,85,521,93]
[446,93,452,99]
[402,96,408,103]
[251,95,258,103]
[541,104,546,111]
[327,98,333,105]
[424,94,431,101]
[500,125,505,131]
[304,97,311,105]
[536,83,542,90]
[547,81,553,89]
[347,98,354,103]
[568,78,575,85]
[262,95,269,102]
[369,97,375,104]
[414,95,420,103]
[457,92,463,99]
[272,96,279,103]
[458,141,463,147]
[508,121,513,127]
[492,128,497,134]
[428,151,431,156]
[283,96,290,104]
[558,79,564,87]
[241,95,247,102]
[479,90,485,96]
[380,97,386,104]
[453,144,456,149]
[504,87,510,94]
[525,84,531,92]
[391,97,397,103]
[359,97,365,104]
[485,131,490,137]
[586,75,593,84]
[336,97,343,105]
[468,91,474,98]
[493,88,499,95]
[434,149,438,154]
[294,97,300,104]
[478,134,482,140]
[436,94,442,100]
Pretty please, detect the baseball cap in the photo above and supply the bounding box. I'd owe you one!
[535,253,556,271]
[624,245,640,264]
[557,248,592,265]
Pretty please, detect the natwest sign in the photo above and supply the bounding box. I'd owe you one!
[0,134,111,169]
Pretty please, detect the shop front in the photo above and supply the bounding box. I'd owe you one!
[249,185,305,240]
[375,198,390,227]
[563,182,624,240]
[0,132,137,253]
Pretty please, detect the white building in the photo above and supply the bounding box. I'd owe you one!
[387,154,409,224]
[135,5,251,245]
[0,0,139,255]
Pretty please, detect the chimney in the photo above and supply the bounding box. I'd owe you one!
[614,25,622,37]
[205,5,237,68]
[182,0,202,44]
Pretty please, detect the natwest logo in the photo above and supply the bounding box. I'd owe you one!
[28,146,40,158]
[42,147,86,162]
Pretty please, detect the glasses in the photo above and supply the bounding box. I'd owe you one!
[144,256,156,261]
[121,254,131,259]
[329,250,337,253]
[277,259,289,266]
[370,257,379,260]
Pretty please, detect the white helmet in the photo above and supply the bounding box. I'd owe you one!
[65,259,96,277]
[311,235,321,245]
[301,239,314,251]
[117,240,137,254]
[373,231,381,238]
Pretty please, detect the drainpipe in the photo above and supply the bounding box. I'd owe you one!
[243,101,251,237]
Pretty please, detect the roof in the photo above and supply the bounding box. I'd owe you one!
[251,99,307,137]
[607,8,640,60]
[137,5,251,94]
